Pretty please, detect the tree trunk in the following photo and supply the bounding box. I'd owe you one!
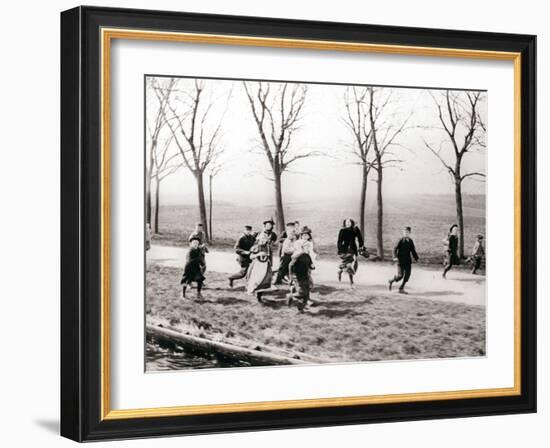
[146,146,154,225]
[154,176,160,234]
[376,158,384,260]
[359,166,368,237]
[195,171,210,242]
[454,172,465,259]
[209,174,213,241]
[273,169,285,234]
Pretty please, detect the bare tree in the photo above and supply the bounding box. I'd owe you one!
[342,87,375,237]
[367,87,411,260]
[157,79,229,242]
[146,77,175,226]
[151,135,182,234]
[424,90,486,258]
[243,81,318,233]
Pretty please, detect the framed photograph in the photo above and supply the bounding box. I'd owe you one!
[60,6,536,441]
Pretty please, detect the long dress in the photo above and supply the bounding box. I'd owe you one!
[246,230,277,294]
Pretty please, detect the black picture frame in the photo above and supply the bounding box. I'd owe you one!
[61,5,536,442]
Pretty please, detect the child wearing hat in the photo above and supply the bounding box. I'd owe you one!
[471,234,485,274]
[288,226,316,312]
[188,223,209,253]
[180,236,206,299]
[388,226,419,294]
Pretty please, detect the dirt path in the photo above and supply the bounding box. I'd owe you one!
[147,244,486,307]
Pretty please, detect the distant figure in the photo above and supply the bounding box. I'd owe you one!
[337,218,365,282]
[188,223,209,253]
[180,236,206,299]
[274,222,298,285]
[471,234,485,274]
[443,224,460,278]
[246,218,278,300]
[388,226,419,294]
[288,226,316,312]
[228,225,256,288]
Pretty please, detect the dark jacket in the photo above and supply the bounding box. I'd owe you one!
[234,233,256,265]
[447,234,458,255]
[393,237,419,265]
[337,226,364,255]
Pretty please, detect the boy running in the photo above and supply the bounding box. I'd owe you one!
[228,225,256,287]
[388,226,419,294]
[471,234,485,274]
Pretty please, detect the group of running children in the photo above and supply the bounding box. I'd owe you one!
[179,219,485,312]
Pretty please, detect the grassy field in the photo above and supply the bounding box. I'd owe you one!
[146,263,486,368]
[152,194,485,264]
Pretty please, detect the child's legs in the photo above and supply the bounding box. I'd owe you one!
[400,264,411,289]
[443,254,454,274]
[393,264,404,282]
[473,256,481,272]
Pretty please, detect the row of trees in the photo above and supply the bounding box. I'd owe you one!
[146,78,486,258]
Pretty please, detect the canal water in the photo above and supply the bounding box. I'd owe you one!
[146,341,253,371]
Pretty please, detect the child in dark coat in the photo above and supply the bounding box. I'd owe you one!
[443,224,460,278]
[181,237,206,299]
[388,226,419,294]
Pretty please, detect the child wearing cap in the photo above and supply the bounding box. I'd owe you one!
[180,237,206,299]
[471,234,485,274]
[228,225,256,287]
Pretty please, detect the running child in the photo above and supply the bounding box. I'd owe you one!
[471,234,485,274]
[180,236,206,299]
[388,226,419,294]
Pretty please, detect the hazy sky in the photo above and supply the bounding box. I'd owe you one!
[146,76,487,206]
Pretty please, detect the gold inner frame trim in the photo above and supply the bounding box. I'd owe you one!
[100,27,522,421]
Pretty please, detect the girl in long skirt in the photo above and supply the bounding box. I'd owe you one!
[180,237,206,299]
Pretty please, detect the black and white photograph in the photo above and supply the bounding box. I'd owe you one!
[53,4,538,443]
[145,75,488,371]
